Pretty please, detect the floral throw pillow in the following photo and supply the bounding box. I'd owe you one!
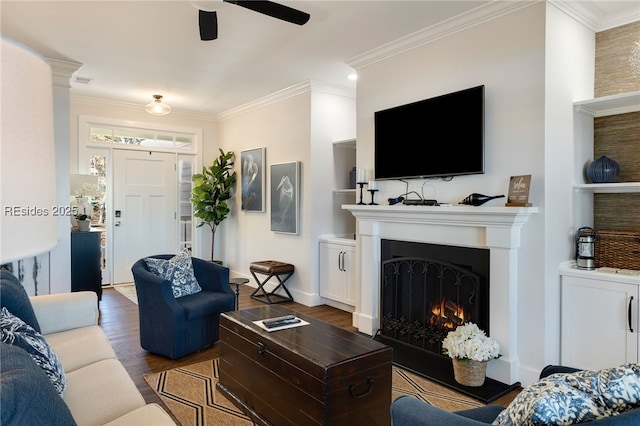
[0,306,67,396]
[493,364,640,426]
[144,249,202,298]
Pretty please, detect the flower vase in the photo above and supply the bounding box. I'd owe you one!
[452,358,487,387]
[77,220,91,232]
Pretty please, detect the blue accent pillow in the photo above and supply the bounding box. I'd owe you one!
[0,269,41,333]
[493,364,640,426]
[144,249,202,298]
[0,342,76,426]
[0,306,67,395]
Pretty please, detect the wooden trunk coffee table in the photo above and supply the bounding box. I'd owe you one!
[217,305,393,425]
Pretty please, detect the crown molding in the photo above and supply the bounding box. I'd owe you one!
[217,80,355,121]
[47,57,82,88]
[346,1,534,71]
[70,94,217,121]
[553,1,640,32]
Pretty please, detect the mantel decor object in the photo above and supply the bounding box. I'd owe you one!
[368,180,378,205]
[357,168,367,205]
[459,193,504,206]
[506,175,532,207]
[587,155,620,183]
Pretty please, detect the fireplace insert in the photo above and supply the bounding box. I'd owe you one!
[380,256,482,356]
[374,240,514,402]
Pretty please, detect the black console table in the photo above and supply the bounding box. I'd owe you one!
[71,230,102,300]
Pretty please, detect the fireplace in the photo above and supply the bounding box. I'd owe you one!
[344,204,537,400]
[378,240,489,359]
[375,239,508,401]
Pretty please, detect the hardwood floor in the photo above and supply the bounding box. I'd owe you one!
[98,285,520,420]
[99,286,358,408]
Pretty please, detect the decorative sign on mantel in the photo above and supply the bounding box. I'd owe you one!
[506,175,532,207]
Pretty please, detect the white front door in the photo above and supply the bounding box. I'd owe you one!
[113,150,177,283]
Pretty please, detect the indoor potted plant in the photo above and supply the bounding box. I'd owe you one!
[75,213,91,232]
[191,148,237,262]
[442,322,500,387]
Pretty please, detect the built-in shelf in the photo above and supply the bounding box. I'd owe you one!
[333,138,356,148]
[574,91,640,117]
[331,138,357,238]
[573,182,640,193]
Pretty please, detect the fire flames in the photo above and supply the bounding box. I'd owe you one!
[429,298,467,330]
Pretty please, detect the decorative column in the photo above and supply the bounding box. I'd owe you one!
[48,58,83,294]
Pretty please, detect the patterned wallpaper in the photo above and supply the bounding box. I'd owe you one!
[595,21,640,97]
[593,20,640,232]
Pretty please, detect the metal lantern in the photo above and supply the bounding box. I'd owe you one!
[575,227,597,270]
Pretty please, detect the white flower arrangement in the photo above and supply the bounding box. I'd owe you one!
[442,322,500,362]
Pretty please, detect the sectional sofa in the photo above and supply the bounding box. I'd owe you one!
[0,270,176,425]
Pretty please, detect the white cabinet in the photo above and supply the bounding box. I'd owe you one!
[560,266,640,370]
[564,92,640,367]
[319,239,357,307]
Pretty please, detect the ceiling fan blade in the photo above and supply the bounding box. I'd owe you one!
[199,10,218,40]
[224,1,310,25]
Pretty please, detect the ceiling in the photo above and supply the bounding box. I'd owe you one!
[2,1,639,116]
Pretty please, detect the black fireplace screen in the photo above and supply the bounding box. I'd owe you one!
[380,255,485,356]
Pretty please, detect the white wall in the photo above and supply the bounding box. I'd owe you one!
[351,3,593,384]
[218,83,356,305]
[540,3,595,382]
[308,85,357,302]
[218,91,312,299]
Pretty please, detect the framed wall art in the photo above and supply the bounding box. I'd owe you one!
[240,147,266,212]
[270,161,300,234]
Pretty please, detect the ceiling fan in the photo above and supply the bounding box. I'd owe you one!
[198,1,311,41]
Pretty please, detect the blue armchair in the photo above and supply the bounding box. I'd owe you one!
[131,255,235,359]
[390,365,640,426]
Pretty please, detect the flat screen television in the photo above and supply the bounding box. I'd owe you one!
[374,85,484,180]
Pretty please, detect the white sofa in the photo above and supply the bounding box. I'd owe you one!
[32,291,176,426]
[0,268,175,426]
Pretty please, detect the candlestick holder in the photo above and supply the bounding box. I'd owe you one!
[357,182,367,205]
[368,189,378,205]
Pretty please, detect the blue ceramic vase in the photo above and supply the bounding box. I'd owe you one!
[587,155,620,183]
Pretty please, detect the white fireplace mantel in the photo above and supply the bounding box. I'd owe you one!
[343,204,538,385]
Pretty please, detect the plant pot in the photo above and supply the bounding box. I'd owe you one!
[451,358,487,387]
[77,220,91,232]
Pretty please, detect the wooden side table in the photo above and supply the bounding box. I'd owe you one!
[229,277,249,310]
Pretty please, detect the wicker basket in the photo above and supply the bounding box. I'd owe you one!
[451,358,487,387]
[595,230,640,270]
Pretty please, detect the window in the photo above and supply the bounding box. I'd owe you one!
[89,125,193,150]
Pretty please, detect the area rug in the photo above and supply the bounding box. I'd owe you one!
[113,283,138,305]
[144,358,484,426]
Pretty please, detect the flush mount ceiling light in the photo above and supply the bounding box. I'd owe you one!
[145,94,172,116]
